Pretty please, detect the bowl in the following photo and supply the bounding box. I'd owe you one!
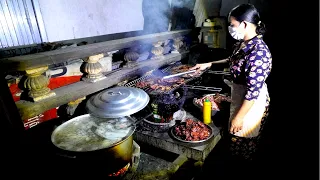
[170,122,214,143]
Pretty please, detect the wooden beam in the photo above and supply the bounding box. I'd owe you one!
[16,52,188,121]
[1,30,191,72]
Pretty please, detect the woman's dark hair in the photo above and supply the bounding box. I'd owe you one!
[229,4,266,35]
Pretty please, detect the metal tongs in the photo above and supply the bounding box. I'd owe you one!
[162,70,196,79]
[183,85,222,92]
[207,70,231,75]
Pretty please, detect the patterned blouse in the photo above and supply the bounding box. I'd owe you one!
[227,35,272,101]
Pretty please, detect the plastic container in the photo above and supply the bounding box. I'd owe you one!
[203,98,212,124]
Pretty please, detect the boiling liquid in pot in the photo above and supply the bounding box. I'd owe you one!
[52,115,132,152]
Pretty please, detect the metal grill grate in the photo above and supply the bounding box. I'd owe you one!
[123,62,204,95]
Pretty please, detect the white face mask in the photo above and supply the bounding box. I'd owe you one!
[228,25,245,40]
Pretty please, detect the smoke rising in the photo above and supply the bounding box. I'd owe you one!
[142,0,171,34]
[142,0,195,34]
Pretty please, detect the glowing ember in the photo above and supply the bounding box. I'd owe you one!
[108,163,130,177]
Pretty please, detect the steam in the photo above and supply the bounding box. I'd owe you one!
[171,0,194,9]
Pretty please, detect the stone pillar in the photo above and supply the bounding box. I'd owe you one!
[66,97,86,116]
[81,53,106,82]
[23,66,56,102]
[163,39,172,55]
[172,37,184,53]
[151,41,164,59]
[124,51,140,68]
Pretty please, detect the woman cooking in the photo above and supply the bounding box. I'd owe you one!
[191,4,272,161]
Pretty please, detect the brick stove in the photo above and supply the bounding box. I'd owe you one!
[113,141,140,180]
[134,111,221,162]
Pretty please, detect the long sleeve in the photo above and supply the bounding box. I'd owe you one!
[244,49,272,101]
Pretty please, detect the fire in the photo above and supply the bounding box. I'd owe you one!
[108,163,130,177]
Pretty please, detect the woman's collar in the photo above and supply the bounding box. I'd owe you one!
[241,35,262,52]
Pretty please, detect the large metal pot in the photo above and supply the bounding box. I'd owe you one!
[50,87,149,174]
[51,114,136,174]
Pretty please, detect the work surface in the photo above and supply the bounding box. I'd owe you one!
[131,152,181,180]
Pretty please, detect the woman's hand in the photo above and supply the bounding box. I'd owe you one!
[230,117,244,134]
[190,63,212,74]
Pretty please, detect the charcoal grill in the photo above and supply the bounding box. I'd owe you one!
[123,62,224,125]
[123,62,204,95]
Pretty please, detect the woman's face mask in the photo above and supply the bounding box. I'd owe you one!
[228,22,245,40]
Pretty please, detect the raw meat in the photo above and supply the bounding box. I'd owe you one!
[194,93,231,110]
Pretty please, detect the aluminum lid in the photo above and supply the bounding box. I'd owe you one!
[86,86,150,118]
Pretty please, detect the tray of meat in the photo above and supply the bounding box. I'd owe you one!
[137,76,185,94]
[193,93,231,116]
[170,119,214,143]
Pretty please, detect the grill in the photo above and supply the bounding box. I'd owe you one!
[123,62,204,95]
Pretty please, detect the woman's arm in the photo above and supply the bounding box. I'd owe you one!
[230,100,255,134]
[233,100,255,120]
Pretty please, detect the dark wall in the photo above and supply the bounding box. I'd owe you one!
[0,73,25,175]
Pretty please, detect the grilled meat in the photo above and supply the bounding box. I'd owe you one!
[174,119,211,141]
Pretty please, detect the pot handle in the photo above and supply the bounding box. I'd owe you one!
[131,141,140,171]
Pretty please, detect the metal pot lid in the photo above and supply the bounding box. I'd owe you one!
[51,114,135,152]
[86,87,150,118]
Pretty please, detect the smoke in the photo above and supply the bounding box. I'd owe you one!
[142,0,195,34]
[142,0,170,34]
[127,0,195,54]
[171,0,195,9]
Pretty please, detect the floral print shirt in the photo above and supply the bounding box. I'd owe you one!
[227,35,272,101]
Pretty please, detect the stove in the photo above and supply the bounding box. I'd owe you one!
[115,141,140,179]
[109,163,131,177]
[133,111,221,162]
[122,62,223,162]
[95,141,140,180]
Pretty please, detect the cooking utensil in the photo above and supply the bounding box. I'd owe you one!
[162,70,196,79]
[141,118,175,133]
[207,70,231,75]
[183,85,222,92]
[223,79,232,87]
[86,86,150,118]
[51,114,135,151]
[51,114,135,174]
[123,64,205,95]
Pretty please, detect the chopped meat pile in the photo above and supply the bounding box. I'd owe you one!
[213,93,232,103]
[173,119,211,141]
[194,93,231,110]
